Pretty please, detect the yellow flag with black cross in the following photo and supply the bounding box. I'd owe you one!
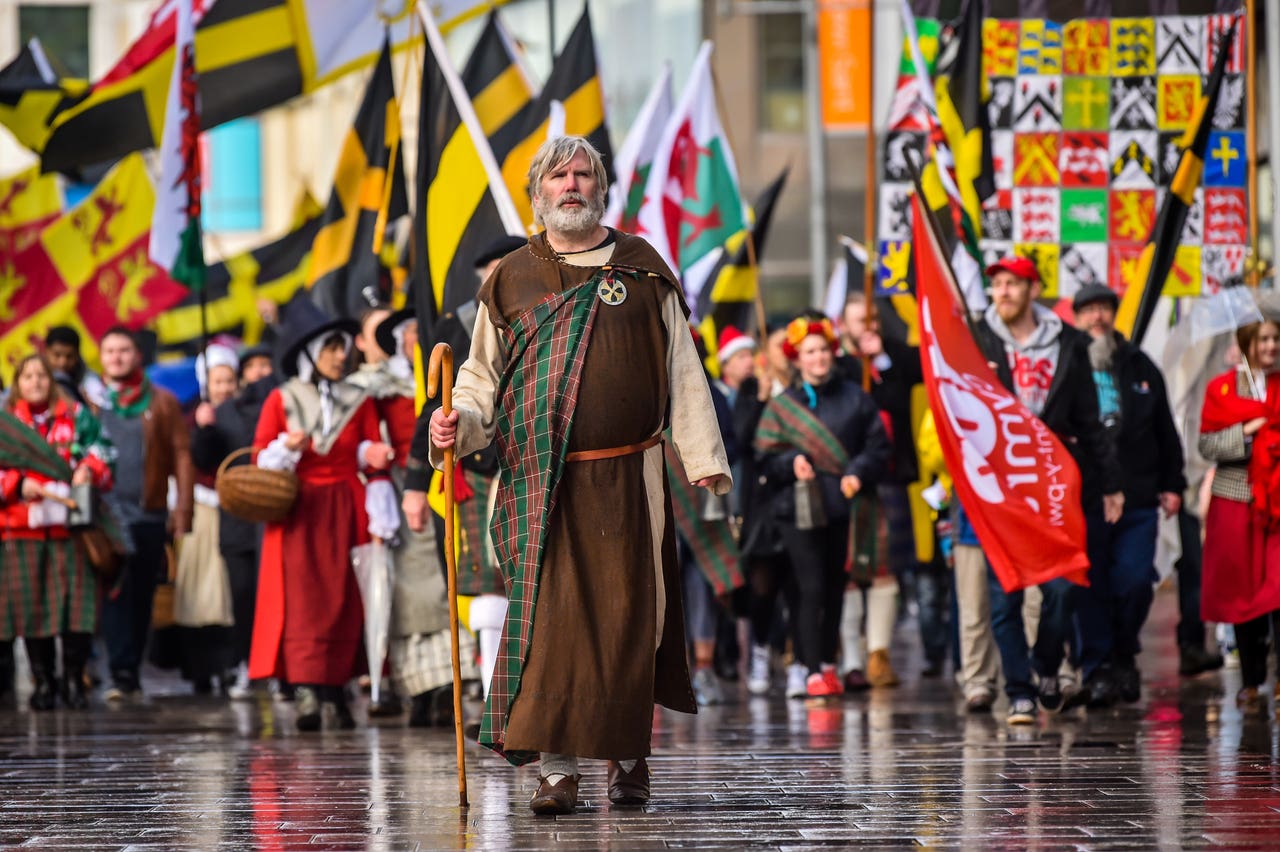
[494,7,613,229]
[307,37,408,319]
[1116,16,1237,346]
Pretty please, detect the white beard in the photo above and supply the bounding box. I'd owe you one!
[536,192,604,235]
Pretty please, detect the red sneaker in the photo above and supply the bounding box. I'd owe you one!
[822,667,845,696]
[806,672,836,697]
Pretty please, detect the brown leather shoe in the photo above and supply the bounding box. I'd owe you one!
[529,773,580,815]
[607,758,650,806]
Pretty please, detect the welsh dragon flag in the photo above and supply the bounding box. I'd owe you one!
[636,42,745,309]
[148,0,205,292]
[605,64,672,234]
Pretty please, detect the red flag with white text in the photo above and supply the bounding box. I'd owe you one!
[912,195,1090,592]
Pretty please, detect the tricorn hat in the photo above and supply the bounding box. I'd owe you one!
[277,295,359,379]
[374,308,416,359]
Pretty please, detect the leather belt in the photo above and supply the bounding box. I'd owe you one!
[565,433,662,463]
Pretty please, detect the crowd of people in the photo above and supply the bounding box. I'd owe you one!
[0,136,1276,813]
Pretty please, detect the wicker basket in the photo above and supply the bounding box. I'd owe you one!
[216,447,299,523]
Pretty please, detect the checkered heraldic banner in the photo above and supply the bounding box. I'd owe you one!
[880,1,1248,302]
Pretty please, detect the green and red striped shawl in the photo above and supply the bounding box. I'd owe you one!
[664,438,743,596]
[753,391,879,583]
[479,270,606,766]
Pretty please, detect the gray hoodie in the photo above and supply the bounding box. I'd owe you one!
[982,302,1063,417]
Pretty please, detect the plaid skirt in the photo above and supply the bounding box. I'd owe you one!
[0,535,97,639]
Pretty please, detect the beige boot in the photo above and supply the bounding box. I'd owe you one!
[867,649,900,688]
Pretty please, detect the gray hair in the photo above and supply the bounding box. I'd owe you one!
[527,136,608,209]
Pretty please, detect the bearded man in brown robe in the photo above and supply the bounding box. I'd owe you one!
[409,136,730,815]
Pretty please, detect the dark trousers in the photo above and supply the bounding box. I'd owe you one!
[781,520,851,672]
[101,520,167,683]
[1077,507,1158,675]
[224,548,259,666]
[1235,610,1280,689]
[988,568,1076,701]
[916,554,952,666]
[746,553,789,647]
[1175,509,1207,649]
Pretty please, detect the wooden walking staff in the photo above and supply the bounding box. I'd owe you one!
[427,341,468,809]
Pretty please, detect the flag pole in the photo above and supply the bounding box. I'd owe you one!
[904,152,981,343]
[1245,0,1259,286]
[861,0,877,393]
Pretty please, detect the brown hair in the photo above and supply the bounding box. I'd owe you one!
[1236,320,1280,364]
[4,353,69,412]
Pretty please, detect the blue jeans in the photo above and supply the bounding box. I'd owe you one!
[1077,507,1158,675]
[988,568,1076,702]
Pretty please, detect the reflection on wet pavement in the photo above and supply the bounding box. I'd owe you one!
[3,590,1279,848]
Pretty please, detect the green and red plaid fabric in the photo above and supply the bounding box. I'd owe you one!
[754,392,879,582]
[480,271,606,766]
[0,538,93,639]
[456,469,503,597]
[664,439,743,596]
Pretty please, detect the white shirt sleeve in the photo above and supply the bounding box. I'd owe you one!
[661,288,733,494]
[257,432,302,471]
[430,302,505,470]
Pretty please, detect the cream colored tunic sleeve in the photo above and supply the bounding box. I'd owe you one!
[661,288,733,495]
[429,302,505,470]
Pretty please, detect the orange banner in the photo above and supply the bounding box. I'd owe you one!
[817,0,872,131]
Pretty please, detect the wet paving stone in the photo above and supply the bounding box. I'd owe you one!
[3,590,1280,848]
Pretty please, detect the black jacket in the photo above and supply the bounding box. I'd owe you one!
[972,318,1121,506]
[758,376,892,523]
[190,374,278,555]
[835,336,924,484]
[1108,335,1187,508]
[733,377,787,557]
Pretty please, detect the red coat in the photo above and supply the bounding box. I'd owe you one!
[247,387,383,686]
[375,394,416,468]
[0,398,113,540]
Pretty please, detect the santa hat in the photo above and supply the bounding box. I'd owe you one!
[717,325,756,363]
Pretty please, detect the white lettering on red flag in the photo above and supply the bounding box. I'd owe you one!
[912,194,1090,592]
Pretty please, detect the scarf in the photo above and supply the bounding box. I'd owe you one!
[1202,369,1280,529]
[105,370,151,418]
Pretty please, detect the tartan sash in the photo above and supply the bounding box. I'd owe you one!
[754,392,849,474]
[664,438,743,596]
[753,391,879,581]
[479,271,605,765]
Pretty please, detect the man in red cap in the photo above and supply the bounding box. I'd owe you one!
[964,255,1123,725]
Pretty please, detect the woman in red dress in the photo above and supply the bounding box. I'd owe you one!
[249,303,396,730]
[1199,319,1280,709]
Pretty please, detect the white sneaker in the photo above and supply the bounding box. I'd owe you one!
[747,645,771,695]
[226,663,252,701]
[785,663,808,699]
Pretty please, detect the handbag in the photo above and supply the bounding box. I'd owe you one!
[74,526,124,581]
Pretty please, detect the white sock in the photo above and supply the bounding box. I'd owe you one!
[866,582,899,654]
[840,587,866,673]
[617,759,638,773]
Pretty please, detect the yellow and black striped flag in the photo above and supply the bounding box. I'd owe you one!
[0,39,87,155]
[1117,16,1238,346]
[696,170,788,374]
[461,10,535,142]
[153,192,324,358]
[307,38,408,319]
[6,0,427,174]
[495,7,613,228]
[411,9,523,340]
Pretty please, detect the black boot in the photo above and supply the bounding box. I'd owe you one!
[408,691,434,728]
[60,633,92,710]
[25,637,57,711]
[0,639,14,704]
[323,686,356,730]
[294,685,321,731]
